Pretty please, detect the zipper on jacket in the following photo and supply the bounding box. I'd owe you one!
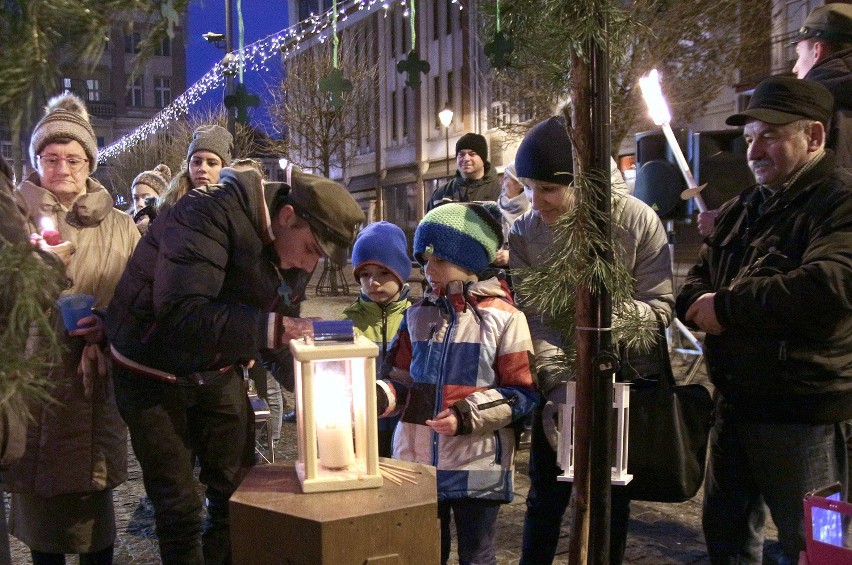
[779,340,787,361]
[476,396,516,411]
[432,300,455,468]
[380,304,389,364]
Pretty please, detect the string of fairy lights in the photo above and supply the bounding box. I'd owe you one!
[98,0,463,164]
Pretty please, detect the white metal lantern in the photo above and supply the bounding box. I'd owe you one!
[556,381,633,485]
[289,329,382,493]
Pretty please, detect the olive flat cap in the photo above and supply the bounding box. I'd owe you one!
[264,171,365,257]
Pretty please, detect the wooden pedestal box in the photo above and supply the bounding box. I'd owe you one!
[230,460,440,564]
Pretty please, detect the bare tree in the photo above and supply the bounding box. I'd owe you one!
[480,0,771,152]
[268,31,378,178]
[101,107,261,205]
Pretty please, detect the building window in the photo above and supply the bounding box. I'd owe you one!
[402,88,409,139]
[390,14,396,55]
[488,101,510,129]
[63,78,73,94]
[96,136,105,148]
[298,0,314,21]
[154,37,171,57]
[433,0,440,40]
[446,0,453,35]
[124,32,141,54]
[154,77,171,108]
[446,71,454,113]
[400,11,408,55]
[391,90,398,141]
[86,79,101,102]
[126,77,144,107]
[434,76,442,129]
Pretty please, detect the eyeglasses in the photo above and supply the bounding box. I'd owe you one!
[37,155,89,172]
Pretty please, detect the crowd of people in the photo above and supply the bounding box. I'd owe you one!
[0,4,850,565]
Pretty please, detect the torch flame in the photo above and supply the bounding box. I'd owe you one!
[40,216,56,232]
[639,69,672,126]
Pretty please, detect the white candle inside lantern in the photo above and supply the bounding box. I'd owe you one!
[314,363,355,469]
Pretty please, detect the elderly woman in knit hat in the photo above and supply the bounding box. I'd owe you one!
[8,93,140,565]
[493,162,530,267]
[158,124,233,212]
[129,163,171,235]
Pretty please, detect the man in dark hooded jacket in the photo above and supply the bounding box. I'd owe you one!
[106,166,364,564]
[427,132,500,210]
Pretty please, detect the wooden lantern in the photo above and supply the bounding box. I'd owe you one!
[289,331,382,493]
[556,381,633,485]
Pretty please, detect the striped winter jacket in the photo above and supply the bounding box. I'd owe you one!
[378,277,539,502]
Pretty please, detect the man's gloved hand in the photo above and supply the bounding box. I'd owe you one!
[541,382,568,451]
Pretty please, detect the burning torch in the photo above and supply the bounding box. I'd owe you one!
[638,69,708,213]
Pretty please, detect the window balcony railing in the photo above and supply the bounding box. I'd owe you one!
[87,100,116,118]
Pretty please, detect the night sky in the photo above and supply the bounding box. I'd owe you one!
[185,0,290,134]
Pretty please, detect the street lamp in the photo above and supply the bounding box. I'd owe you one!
[438,104,454,177]
[201,31,226,49]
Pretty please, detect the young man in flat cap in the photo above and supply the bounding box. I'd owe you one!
[677,76,852,564]
[427,132,501,210]
[792,3,852,167]
[106,166,364,564]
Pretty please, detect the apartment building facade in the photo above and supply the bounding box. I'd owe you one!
[0,14,186,187]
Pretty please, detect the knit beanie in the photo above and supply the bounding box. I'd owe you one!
[455,132,488,162]
[413,202,503,275]
[132,164,172,196]
[515,117,574,186]
[504,162,519,182]
[187,125,233,164]
[29,93,99,174]
[352,221,412,286]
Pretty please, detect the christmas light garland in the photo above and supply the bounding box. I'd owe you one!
[99,0,463,163]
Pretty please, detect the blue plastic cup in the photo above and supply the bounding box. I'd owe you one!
[57,293,96,332]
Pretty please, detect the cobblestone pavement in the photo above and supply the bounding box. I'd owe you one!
[6,259,781,564]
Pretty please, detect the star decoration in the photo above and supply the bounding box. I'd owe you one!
[224,83,260,124]
[318,68,353,109]
[397,50,430,88]
[484,31,514,69]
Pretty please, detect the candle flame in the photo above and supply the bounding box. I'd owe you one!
[639,69,672,126]
[40,216,56,232]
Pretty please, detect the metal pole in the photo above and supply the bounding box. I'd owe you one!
[588,7,614,563]
[225,0,236,137]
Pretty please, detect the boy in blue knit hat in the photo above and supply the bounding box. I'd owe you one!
[377,202,539,565]
[344,221,413,456]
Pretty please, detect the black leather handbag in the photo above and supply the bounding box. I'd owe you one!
[624,325,715,503]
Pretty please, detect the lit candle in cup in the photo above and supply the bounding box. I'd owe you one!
[314,365,355,470]
[39,216,63,246]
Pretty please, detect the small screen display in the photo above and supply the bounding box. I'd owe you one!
[812,491,844,548]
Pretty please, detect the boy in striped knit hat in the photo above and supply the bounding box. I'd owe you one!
[377,202,539,565]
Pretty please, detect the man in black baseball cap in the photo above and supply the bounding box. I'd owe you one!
[677,74,852,564]
[791,3,851,166]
